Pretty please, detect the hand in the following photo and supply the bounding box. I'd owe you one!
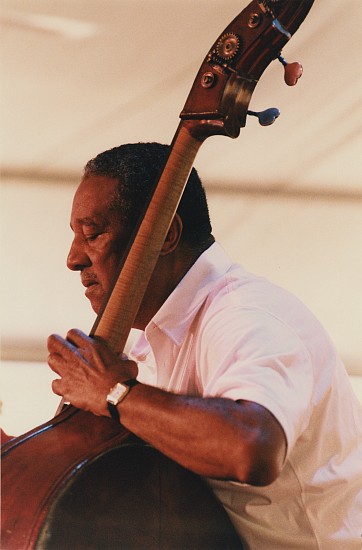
[47,328,138,416]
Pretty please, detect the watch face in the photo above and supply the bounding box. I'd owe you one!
[107,383,128,405]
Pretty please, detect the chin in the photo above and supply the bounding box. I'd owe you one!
[88,298,102,315]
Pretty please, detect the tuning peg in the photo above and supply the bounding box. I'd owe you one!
[247,108,280,126]
[277,54,303,86]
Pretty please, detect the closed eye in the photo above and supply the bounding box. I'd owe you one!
[84,233,101,242]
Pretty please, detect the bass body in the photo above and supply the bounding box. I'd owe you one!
[1,407,242,549]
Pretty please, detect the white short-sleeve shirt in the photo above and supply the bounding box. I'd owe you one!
[130,243,362,549]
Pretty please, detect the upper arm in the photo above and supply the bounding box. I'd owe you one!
[198,307,314,466]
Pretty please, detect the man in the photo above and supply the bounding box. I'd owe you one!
[48,142,362,549]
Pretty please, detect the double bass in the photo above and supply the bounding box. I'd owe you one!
[1,1,314,548]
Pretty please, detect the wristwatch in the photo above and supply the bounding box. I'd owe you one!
[106,379,138,422]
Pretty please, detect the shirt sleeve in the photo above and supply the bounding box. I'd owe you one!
[198,306,314,457]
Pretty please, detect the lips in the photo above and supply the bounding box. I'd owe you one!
[81,274,97,287]
[81,275,99,299]
[82,279,96,288]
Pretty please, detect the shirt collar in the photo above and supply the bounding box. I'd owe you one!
[145,241,233,347]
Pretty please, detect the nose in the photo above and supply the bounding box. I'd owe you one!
[67,235,91,271]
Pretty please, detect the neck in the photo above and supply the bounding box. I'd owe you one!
[133,240,213,330]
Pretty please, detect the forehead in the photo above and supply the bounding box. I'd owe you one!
[71,175,119,225]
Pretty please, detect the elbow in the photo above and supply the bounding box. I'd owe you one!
[221,399,287,486]
[233,443,285,487]
[242,459,282,487]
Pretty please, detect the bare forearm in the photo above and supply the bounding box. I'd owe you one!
[118,383,285,485]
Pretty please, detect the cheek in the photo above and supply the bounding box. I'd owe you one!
[90,231,127,289]
[97,252,121,287]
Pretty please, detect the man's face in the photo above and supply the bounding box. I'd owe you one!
[67,175,130,313]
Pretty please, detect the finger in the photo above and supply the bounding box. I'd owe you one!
[48,333,79,355]
[52,378,63,396]
[48,348,67,376]
[47,333,66,352]
[47,334,82,378]
[66,328,93,349]
[66,329,102,365]
[48,333,82,363]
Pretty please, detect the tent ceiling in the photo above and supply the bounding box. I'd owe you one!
[1,1,362,374]
[2,0,361,191]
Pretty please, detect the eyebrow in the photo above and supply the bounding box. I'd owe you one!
[70,216,106,230]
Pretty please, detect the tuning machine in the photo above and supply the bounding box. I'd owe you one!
[247,108,280,126]
[277,54,303,86]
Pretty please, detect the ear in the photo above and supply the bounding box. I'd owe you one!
[160,213,183,256]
